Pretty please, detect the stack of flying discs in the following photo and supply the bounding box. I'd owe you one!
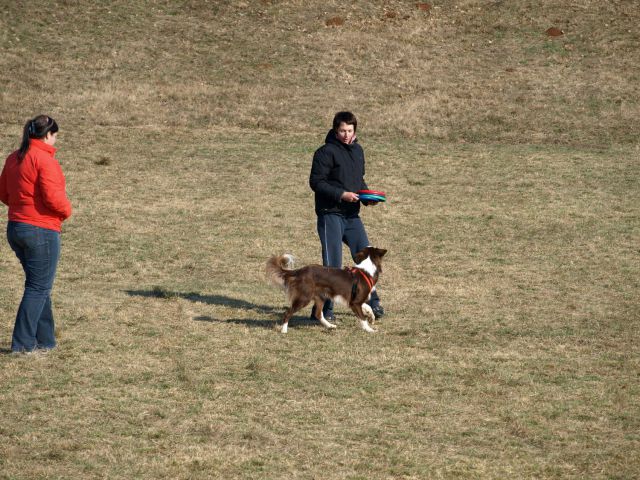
[357,189,386,203]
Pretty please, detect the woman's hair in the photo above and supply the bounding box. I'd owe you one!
[18,115,59,161]
[332,111,357,132]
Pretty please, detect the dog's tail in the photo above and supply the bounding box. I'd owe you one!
[266,254,295,288]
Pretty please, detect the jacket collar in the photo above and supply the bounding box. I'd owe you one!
[29,138,57,156]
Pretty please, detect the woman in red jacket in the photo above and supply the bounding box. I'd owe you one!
[0,115,72,353]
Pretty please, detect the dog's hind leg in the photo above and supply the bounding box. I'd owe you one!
[281,305,303,333]
[281,297,311,333]
[313,297,336,330]
[281,308,293,333]
[352,303,376,333]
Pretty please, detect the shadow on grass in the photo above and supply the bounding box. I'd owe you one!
[124,288,316,330]
[192,315,316,330]
[125,288,278,313]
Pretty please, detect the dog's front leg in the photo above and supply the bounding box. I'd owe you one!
[314,298,336,329]
[319,313,337,330]
[354,303,377,333]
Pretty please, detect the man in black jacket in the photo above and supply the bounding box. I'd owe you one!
[309,111,384,321]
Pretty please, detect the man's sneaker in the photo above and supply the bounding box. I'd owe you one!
[371,304,385,319]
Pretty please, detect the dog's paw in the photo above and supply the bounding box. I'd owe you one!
[319,315,337,329]
[281,324,288,333]
[362,304,376,323]
[360,320,377,333]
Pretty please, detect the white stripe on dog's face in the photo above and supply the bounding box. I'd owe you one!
[355,255,376,277]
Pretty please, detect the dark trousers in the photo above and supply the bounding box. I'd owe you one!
[7,221,60,352]
[316,213,380,313]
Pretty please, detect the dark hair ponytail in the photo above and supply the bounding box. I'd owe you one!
[18,115,59,161]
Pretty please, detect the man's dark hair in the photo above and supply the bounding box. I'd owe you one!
[332,111,357,132]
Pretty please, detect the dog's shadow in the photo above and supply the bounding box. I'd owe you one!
[124,288,314,330]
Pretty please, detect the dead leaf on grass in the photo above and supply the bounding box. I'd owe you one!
[325,16,344,27]
[545,27,564,36]
[416,3,431,11]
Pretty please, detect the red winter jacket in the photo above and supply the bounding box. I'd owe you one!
[0,139,72,232]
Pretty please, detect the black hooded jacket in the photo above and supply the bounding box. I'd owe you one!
[309,130,369,216]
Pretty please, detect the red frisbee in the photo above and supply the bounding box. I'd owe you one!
[357,189,386,197]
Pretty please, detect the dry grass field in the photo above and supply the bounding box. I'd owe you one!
[1,1,639,479]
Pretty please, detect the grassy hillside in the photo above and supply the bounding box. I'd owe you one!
[1,0,639,145]
[0,1,638,479]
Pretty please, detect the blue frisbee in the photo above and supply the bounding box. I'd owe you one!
[357,189,387,203]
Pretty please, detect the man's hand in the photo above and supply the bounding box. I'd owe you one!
[341,191,360,203]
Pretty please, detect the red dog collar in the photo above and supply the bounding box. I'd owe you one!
[348,267,375,299]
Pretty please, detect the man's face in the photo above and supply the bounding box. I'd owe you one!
[335,122,355,144]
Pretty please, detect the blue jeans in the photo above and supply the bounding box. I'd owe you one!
[7,221,60,352]
[316,213,380,313]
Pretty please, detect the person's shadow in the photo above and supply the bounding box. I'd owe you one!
[124,288,315,329]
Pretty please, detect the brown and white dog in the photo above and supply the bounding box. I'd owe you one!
[266,246,387,333]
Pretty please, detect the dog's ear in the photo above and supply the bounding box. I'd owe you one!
[375,248,387,258]
[354,247,370,264]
